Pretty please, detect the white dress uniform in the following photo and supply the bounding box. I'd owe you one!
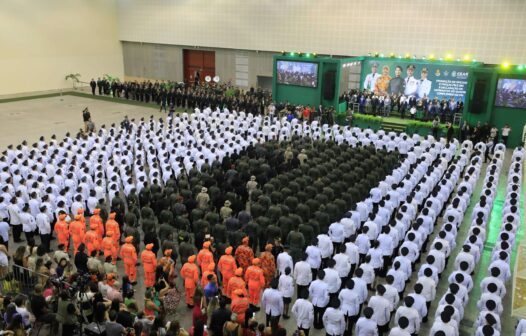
[291,298,314,330]
[277,251,294,275]
[308,279,329,308]
[333,253,352,278]
[394,305,420,334]
[293,261,313,288]
[338,288,360,317]
[278,274,294,299]
[368,295,392,327]
[261,288,284,317]
[305,245,322,269]
[323,267,342,294]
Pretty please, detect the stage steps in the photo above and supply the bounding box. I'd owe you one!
[381,121,406,133]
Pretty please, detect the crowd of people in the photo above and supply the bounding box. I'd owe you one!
[0,100,523,336]
[340,89,464,122]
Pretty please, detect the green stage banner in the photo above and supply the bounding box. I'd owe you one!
[361,59,471,101]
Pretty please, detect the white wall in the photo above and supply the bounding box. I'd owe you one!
[117,0,526,65]
[0,0,123,95]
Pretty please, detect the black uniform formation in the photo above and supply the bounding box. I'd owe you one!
[118,137,400,266]
[89,79,272,114]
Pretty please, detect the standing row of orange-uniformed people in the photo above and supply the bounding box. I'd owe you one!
[180,236,270,317]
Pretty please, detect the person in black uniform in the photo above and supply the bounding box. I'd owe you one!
[90,79,96,95]
[96,77,103,95]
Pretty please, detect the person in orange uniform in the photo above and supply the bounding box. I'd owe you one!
[218,246,237,295]
[84,223,101,256]
[235,237,254,274]
[201,262,217,288]
[245,258,265,309]
[120,236,138,284]
[69,214,86,255]
[180,255,200,308]
[227,267,248,299]
[90,208,104,238]
[141,243,157,288]
[77,208,86,226]
[231,289,250,324]
[260,243,276,288]
[105,212,120,248]
[54,213,70,251]
[102,231,117,265]
[197,241,214,274]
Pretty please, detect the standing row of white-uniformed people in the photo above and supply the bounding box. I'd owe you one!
[474,146,524,336]
[295,137,485,335]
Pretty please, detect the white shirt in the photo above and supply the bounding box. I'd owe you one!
[277,252,294,275]
[329,222,345,243]
[333,253,352,278]
[368,295,392,326]
[20,212,37,232]
[306,245,322,269]
[0,221,9,242]
[323,307,346,336]
[309,279,329,307]
[323,268,342,294]
[35,213,51,234]
[355,317,378,336]
[278,274,294,298]
[338,288,360,316]
[417,78,431,99]
[261,288,284,316]
[293,261,312,286]
[394,306,420,334]
[317,234,334,258]
[291,298,314,329]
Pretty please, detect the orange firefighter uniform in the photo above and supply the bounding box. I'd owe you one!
[90,208,104,238]
[226,267,248,299]
[235,237,254,273]
[102,231,118,264]
[218,246,237,294]
[245,258,265,306]
[84,223,101,256]
[180,255,199,306]
[69,215,86,255]
[54,213,70,251]
[105,212,120,250]
[141,243,157,288]
[120,236,138,283]
[260,244,276,288]
[231,289,250,324]
[201,262,217,288]
[197,241,214,274]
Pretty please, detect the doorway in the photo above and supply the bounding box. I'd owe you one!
[183,49,215,86]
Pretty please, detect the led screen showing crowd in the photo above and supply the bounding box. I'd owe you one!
[277,60,318,88]
[495,78,526,109]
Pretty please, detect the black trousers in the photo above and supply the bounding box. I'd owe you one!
[40,233,51,252]
[24,230,34,243]
[12,224,22,242]
[266,314,280,331]
[313,306,326,329]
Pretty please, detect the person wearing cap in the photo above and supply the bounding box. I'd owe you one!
[196,187,210,210]
[227,268,248,299]
[70,214,86,255]
[403,64,419,98]
[120,236,138,283]
[236,236,255,273]
[218,246,237,293]
[84,221,101,256]
[105,212,120,247]
[102,231,117,265]
[364,62,381,92]
[246,176,258,199]
[220,200,233,220]
[231,288,250,325]
[197,241,215,274]
[417,67,432,100]
[201,262,217,288]
[141,243,157,288]
[90,208,104,237]
[260,243,276,288]
[54,213,70,251]
[181,255,200,308]
[245,258,265,309]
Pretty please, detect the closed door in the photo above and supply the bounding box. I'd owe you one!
[183,49,215,85]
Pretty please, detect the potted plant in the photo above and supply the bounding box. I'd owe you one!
[65,73,81,89]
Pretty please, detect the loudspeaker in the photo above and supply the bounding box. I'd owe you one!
[323,70,336,100]
[470,79,487,113]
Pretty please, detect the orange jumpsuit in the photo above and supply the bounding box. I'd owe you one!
[231,290,250,324]
[226,269,248,299]
[69,215,86,255]
[90,209,104,238]
[141,244,157,288]
[197,242,214,274]
[180,256,199,306]
[84,228,101,256]
[102,232,118,264]
[120,236,138,282]
[54,214,70,251]
[235,238,254,273]
[245,259,265,306]
[218,247,237,294]
[201,263,217,288]
[105,213,120,250]
[77,209,86,226]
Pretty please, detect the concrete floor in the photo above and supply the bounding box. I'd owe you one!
[0,94,523,335]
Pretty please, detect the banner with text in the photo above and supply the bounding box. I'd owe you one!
[360,59,470,101]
